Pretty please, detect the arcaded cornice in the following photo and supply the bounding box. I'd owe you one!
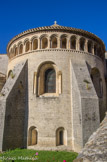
[7,24,105,52]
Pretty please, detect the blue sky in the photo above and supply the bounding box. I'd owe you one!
[0,0,107,53]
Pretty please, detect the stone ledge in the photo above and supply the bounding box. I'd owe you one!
[28,145,73,152]
[9,49,102,63]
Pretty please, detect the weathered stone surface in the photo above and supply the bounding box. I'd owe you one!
[0,60,28,151]
[28,145,73,151]
[71,59,100,152]
[0,54,8,91]
[0,73,6,92]
[0,54,8,74]
[74,112,107,162]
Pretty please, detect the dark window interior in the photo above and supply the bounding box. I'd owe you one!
[44,68,56,93]
[59,130,63,145]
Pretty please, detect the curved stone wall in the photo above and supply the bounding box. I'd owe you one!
[7,49,106,125]
[3,25,106,151]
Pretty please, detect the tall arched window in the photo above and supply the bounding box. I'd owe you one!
[80,38,85,51]
[36,62,62,96]
[70,36,76,49]
[88,41,92,53]
[33,39,38,50]
[15,47,18,56]
[56,127,67,146]
[41,37,48,49]
[97,47,102,58]
[44,68,56,93]
[51,36,57,48]
[94,45,97,55]
[19,44,23,54]
[25,41,30,52]
[61,36,67,48]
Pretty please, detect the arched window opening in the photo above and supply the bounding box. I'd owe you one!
[25,41,30,52]
[80,38,85,51]
[44,68,56,93]
[56,127,67,146]
[15,47,18,56]
[33,39,38,50]
[59,130,63,145]
[19,44,23,54]
[88,41,92,53]
[70,36,76,49]
[51,36,57,48]
[9,48,13,58]
[13,47,15,56]
[8,70,13,78]
[94,45,97,55]
[91,68,102,98]
[36,62,62,96]
[61,37,67,48]
[97,47,102,57]
[42,37,48,49]
[28,127,38,146]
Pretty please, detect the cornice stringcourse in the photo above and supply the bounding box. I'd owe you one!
[9,49,102,63]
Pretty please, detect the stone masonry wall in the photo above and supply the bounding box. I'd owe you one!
[0,74,6,92]
[0,54,8,74]
[0,54,8,92]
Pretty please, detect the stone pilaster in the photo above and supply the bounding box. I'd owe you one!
[57,37,61,48]
[23,43,25,53]
[38,38,41,49]
[29,41,32,51]
[76,37,80,51]
[84,39,88,52]
[48,38,51,49]
[33,72,37,94]
[92,42,94,54]
[67,38,70,49]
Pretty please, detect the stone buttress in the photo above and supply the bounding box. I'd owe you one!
[0,60,28,151]
[71,59,100,152]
